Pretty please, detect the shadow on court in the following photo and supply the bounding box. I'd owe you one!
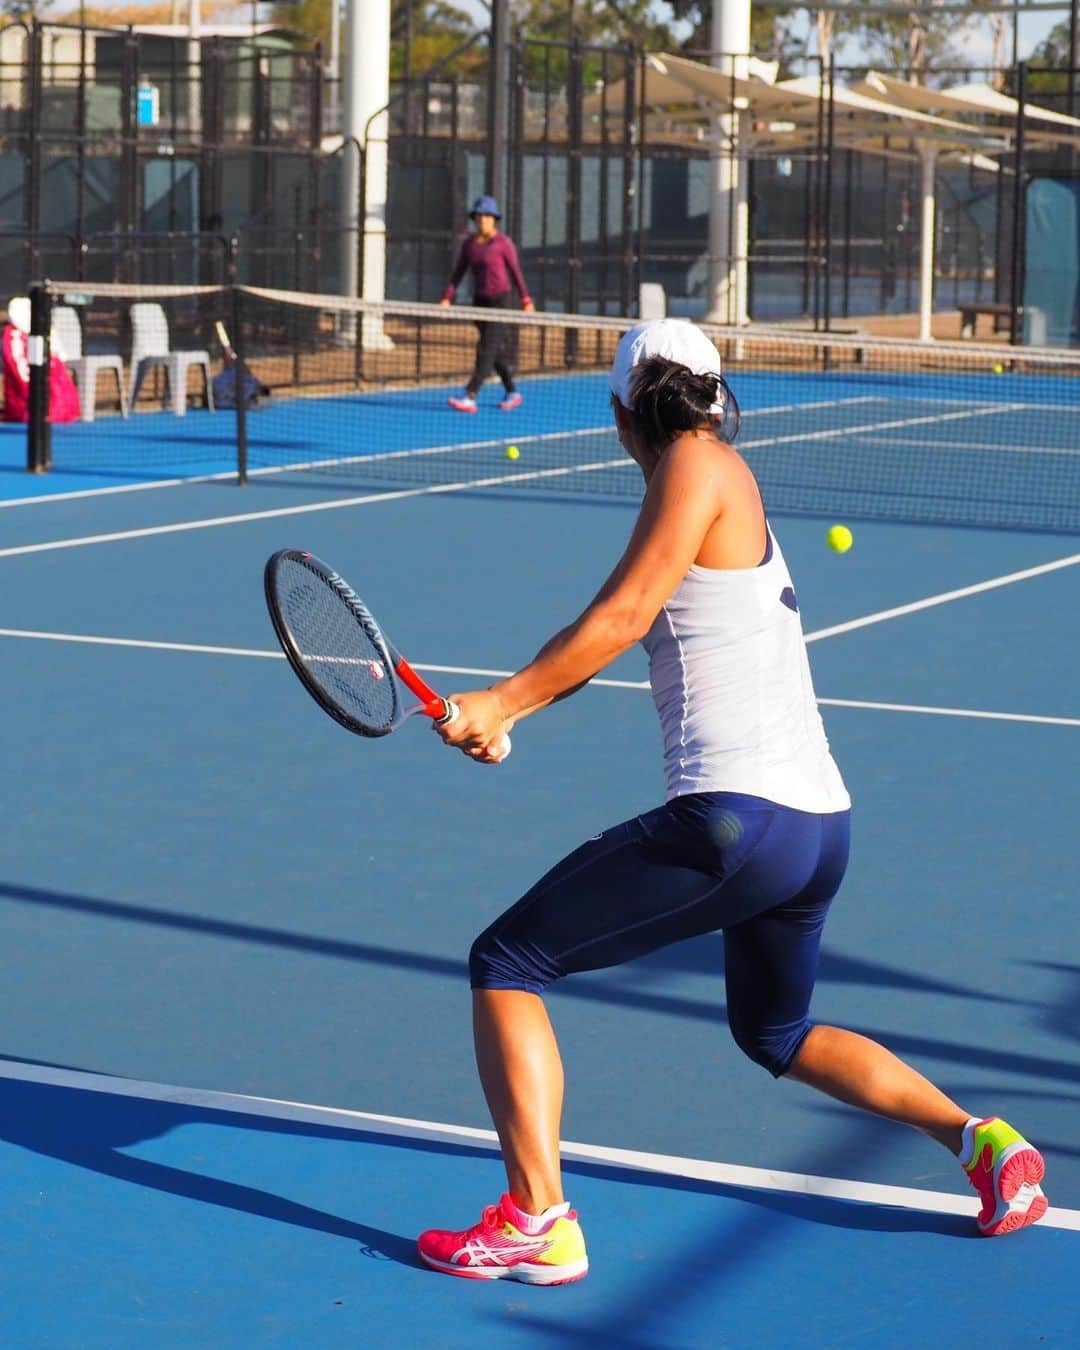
[2,878,1074,1100]
[0,1070,972,1252]
[0,1074,420,1267]
[18,1067,1071,1346]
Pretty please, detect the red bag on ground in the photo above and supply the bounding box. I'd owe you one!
[3,324,80,423]
[48,351,80,423]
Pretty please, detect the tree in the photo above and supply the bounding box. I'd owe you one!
[1025,19,1074,98]
[1,0,53,18]
[272,0,481,77]
[1028,19,1073,70]
[825,1,1002,84]
[667,2,807,74]
[509,0,669,48]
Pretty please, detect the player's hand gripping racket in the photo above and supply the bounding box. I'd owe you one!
[264,549,511,760]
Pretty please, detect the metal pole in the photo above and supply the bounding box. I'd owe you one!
[811,58,825,329]
[27,283,52,474]
[567,37,583,326]
[917,143,937,342]
[705,0,751,324]
[822,58,836,332]
[330,0,340,81]
[842,148,854,317]
[187,0,201,135]
[341,0,391,346]
[488,0,510,209]
[1070,0,1079,120]
[621,43,636,317]
[230,272,248,486]
[1009,62,1026,344]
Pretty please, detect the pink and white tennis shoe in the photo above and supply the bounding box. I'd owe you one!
[417,1193,588,1284]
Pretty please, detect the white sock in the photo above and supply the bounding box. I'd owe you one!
[503,1193,571,1235]
[957,1116,985,1167]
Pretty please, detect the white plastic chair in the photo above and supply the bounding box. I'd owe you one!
[128,302,214,416]
[52,305,129,423]
[638,282,667,320]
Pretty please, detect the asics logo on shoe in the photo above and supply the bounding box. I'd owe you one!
[456,1235,552,1267]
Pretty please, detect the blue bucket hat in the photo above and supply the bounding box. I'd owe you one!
[469,194,502,219]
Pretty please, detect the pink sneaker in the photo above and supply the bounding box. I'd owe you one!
[417,1193,588,1284]
[498,392,523,411]
[448,395,478,413]
[962,1117,1048,1236]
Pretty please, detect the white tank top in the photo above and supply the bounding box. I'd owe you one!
[641,525,851,813]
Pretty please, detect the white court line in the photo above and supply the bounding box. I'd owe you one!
[0,1058,1075,1230]
[0,628,284,660]
[0,392,881,509]
[817,697,1080,728]
[0,401,1041,559]
[0,457,632,560]
[736,400,1027,452]
[0,468,239,509]
[804,552,1080,643]
[862,433,1078,457]
[1,629,1075,727]
[0,390,1007,510]
[741,394,883,417]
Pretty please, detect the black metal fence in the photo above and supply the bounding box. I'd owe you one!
[1,21,1077,342]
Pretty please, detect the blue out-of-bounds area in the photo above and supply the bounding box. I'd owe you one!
[1,362,1078,1346]
[1,1065,1077,1349]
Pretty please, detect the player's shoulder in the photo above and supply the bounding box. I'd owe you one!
[659,432,740,485]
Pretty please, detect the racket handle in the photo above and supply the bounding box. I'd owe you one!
[438,700,513,762]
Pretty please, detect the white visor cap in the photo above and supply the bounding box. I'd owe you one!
[610,318,725,414]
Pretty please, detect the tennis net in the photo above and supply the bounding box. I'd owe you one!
[33,281,1080,533]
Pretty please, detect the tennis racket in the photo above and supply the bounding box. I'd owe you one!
[264,549,511,760]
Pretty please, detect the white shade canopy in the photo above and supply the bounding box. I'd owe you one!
[584,50,1077,342]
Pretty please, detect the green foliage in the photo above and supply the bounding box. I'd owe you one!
[272,0,333,51]
[272,0,479,76]
[272,2,1035,87]
[514,0,674,49]
[666,2,806,70]
[1,0,52,19]
[1025,21,1074,98]
[826,0,1000,80]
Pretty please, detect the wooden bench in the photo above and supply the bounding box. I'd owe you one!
[959,301,1015,339]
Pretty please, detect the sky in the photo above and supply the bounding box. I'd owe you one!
[61,2,1069,66]
[450,2,1067,65]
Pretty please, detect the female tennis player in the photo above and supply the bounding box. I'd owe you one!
[439,194,532,413]
[417,319,1048,1283]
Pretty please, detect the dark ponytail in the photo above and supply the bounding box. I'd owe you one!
[628,355,741,445]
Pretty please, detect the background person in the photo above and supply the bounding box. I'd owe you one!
[439,195,533,413]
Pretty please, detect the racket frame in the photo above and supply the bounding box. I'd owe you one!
[264,548,453,738]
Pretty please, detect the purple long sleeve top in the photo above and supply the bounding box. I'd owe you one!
[442,233,531,304]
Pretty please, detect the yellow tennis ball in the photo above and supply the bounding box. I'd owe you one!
[506,445,520,460]
[827,524,853,554]
[992,362,1004,374]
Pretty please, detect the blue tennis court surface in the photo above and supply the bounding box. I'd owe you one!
[1,368,1078,1345]
[5,361,1077,531]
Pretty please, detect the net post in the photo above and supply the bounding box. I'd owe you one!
[26,282,52,474]
[231,275,248,486]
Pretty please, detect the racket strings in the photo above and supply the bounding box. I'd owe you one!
[277,559,398,730]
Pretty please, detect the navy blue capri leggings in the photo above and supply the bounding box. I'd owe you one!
[470,791,851,1078]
